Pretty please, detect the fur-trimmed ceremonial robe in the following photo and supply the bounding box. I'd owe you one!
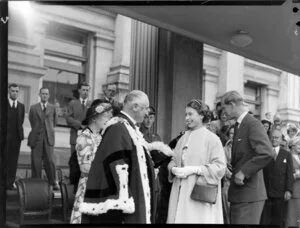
[81,113,156,224]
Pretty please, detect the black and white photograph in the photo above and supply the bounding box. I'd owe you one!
[1,0,300,227]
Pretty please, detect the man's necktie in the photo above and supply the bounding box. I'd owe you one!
[43,104,46,113]
[82,100,85,110]
[13,101,16,108]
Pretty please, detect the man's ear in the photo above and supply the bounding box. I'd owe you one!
[132,103,139,111]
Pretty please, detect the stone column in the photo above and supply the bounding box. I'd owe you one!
[218,52,245,98]
[106,15,132,102]
[278,72,300,123]
[92,33,114,99]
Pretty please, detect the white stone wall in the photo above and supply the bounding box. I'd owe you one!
[8,4,132,153]
[203,44,300,124]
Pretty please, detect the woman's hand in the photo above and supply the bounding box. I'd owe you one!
[172,166,201,179]
[294,169,300,179]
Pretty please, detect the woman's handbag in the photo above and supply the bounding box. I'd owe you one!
[190,182,218,204]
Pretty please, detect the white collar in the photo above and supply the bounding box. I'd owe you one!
[237,111,248,126]
[121,111,137,126]
[8,97,17,107]
[273,146,280,154]
[40,102,48,109]
[80,97,87,104]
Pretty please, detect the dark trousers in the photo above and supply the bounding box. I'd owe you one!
[260,197,287,228]
[31,132,56,185]
[71,144,76,156]
[6,137,21,188]
[230,200,265,224]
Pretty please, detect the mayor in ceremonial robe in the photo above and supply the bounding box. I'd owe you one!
[80,90,172,224]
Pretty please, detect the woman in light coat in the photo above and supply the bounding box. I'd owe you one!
[167,99,226,224]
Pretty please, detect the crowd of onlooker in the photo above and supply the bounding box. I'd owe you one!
[6,82,300,226]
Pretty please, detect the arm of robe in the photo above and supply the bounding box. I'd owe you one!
[65,101,82,130]
[240,120,274,179]
[196,137,226,186]
[80,123,134,218]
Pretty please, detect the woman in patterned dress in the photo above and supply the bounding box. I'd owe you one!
[70,101,113,224]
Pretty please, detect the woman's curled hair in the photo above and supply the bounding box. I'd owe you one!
[186,99,212,123]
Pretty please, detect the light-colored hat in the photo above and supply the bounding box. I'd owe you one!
[287,123,298,131]
[289,137,300,147]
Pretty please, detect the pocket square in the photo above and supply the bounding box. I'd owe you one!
[237,139,242,142]
[283,159,287,163]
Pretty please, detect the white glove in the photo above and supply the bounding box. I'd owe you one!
[172,166,202,179]
[294,169,300,179]
[154,168,159,179]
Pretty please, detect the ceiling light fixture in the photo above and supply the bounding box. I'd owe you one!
[230,30,253,48]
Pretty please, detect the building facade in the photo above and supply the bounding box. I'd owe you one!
[8,3,300,165]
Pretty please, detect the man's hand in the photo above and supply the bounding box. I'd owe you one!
[234,171,245,185]
[284,191,292,201]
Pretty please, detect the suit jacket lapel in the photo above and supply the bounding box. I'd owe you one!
[276,149,285,163]
[45,105,51,116]
[37,103,43,119]
[232,114,249,161]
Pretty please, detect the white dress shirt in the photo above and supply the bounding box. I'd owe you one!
[40,102,48,110]
[79,98,88,106]
[273,146,280,160]
[8,98,17,108]
[236,111,248,128]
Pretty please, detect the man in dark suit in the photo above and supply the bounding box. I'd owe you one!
[102,84,117,103]
[6,83,25,190]
[28,87,58,189]
[221,90,273,224]
[65,82,91,155]
[260,129,293,227]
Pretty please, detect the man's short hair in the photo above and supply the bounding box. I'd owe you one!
[221,90,244,105]
[39,87,49,93]
[271,129,282,137]
[124,90,147,105]
[78,81,90,89]
[107,84,117,91]
[148,106,156,115]
[8,83,19,89]
[216,102,222,108]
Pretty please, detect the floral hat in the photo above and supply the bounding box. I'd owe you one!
[82,103,112,125]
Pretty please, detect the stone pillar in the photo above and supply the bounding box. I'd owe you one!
[105,15,132,102]
[278,72,300,123]
[92,33,114,100]
[218,52,245,98]
[264,86,280,119]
